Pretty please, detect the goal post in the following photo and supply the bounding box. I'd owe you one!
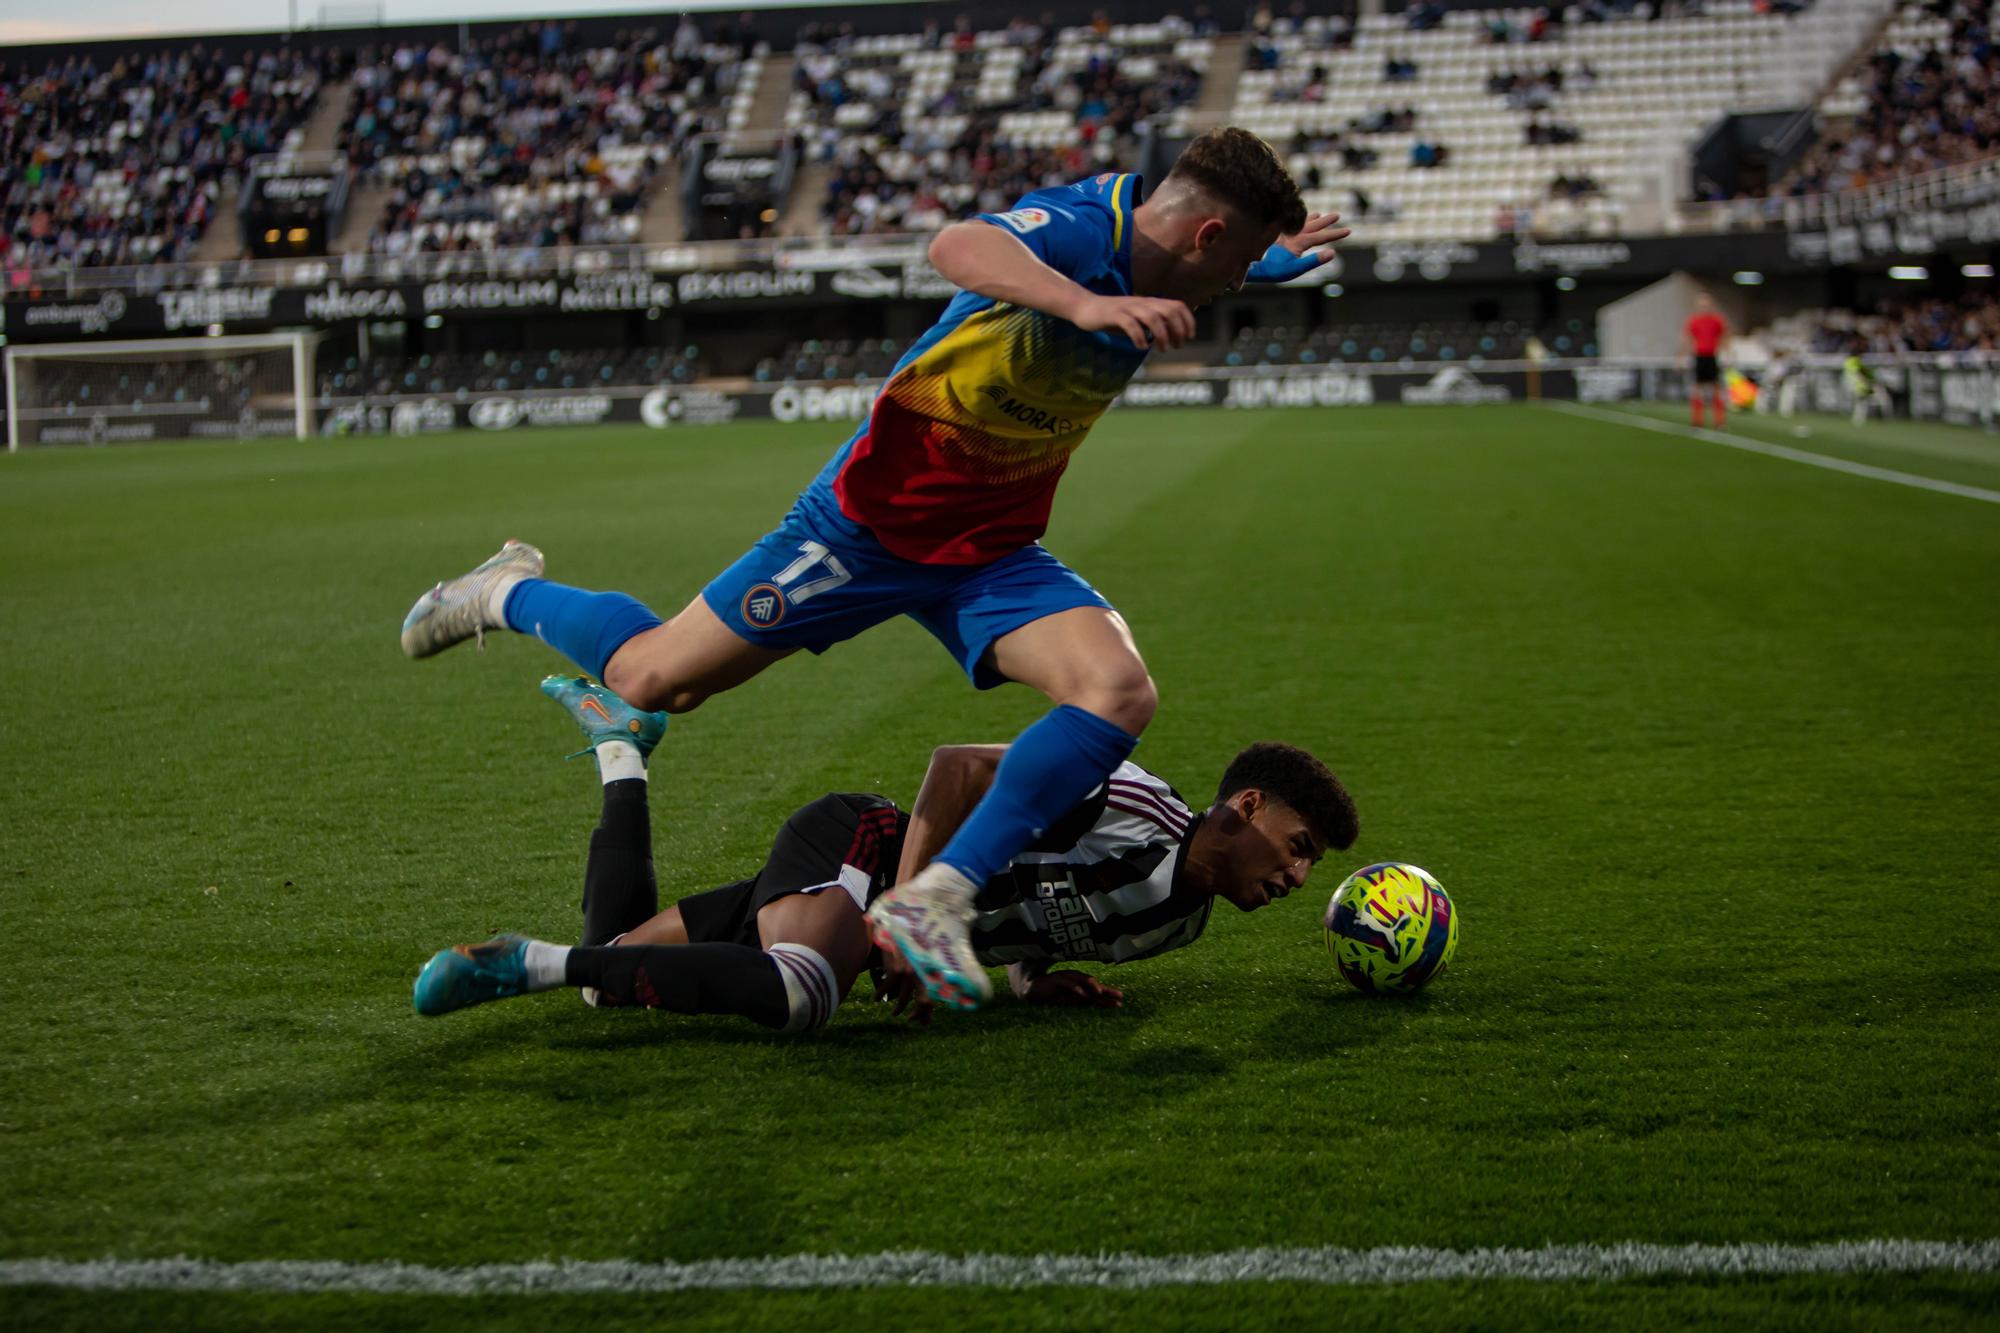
[5,332,321,450]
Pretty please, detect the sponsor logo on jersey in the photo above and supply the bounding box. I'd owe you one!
[741,582,787,628]
[979,384,1075,434]
[992,206,1051,234]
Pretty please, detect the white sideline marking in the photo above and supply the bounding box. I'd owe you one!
[1547,401,2000,506]
[3,1240,1996,1295]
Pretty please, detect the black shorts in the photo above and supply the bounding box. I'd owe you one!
[673,793,907,949]
[1693,354,1720,385]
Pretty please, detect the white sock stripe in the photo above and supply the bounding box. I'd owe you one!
[764,950,819,1030]
[767,944,837,1029]
[784,946,836,1023]
[767,949,829,1030]
[2,1240,1993,1295]
[772,940,836,1012]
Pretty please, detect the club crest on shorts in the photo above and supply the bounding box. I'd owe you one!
[741,582,787,628]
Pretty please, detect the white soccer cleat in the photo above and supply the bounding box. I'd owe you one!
[399,539,544,659]
[866,863,992,1011]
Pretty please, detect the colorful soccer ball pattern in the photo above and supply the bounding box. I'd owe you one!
[1323,862,1459,995]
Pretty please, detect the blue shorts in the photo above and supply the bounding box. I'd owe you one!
[702,499,1111,690]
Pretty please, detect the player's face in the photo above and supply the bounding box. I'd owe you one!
[1181,216,1284,307]
[1212,792,1325,913]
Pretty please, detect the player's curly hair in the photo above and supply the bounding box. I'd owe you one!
[1164,127,1308,233]
[1215,742,1359,850]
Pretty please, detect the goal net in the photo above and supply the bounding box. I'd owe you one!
[5,332,319,449]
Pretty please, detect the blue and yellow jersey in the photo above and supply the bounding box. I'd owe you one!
[801,172,1151,565]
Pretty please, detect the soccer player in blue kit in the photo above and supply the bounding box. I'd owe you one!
[398,128,1348,1012]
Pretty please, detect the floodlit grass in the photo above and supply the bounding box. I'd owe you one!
[3,405,1996,1328]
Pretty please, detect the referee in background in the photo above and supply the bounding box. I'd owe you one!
[1684,292,1729,429]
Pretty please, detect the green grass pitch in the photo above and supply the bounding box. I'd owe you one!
[2,404,1996,1329]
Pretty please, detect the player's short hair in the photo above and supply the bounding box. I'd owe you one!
[1215,742,1359,850]
[1164,128,1308,234]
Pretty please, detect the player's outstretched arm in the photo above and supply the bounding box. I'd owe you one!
[1246,211,1351,283]
[929,222,1195,350]
[895,743,1009,888]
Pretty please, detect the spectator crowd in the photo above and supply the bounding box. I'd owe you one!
[2,45,340,272]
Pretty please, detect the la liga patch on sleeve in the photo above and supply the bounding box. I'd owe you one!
[993,207,1052,233]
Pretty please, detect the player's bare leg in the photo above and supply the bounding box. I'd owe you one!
[984,606,1159,736]
[616,904,690,946]
[602,592,794,714]
[867,607,1156,1012]
[756,890,872,995]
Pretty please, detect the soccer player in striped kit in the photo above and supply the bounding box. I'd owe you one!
[399,129,1349,1013]
[411,677,1359,1031]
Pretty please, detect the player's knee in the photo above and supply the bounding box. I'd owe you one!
[765,943,841,1034]
[1079,668,1157,736]
[604,658,708,715]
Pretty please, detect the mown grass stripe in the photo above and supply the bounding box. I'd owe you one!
[1547,401,2000,504]
[5,1241,1996,1295]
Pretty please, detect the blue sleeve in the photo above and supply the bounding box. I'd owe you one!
[974,194,1114,279]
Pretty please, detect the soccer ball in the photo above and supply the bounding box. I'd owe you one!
[1324,863,1459,995]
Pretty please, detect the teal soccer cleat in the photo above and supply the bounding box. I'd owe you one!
[399,539,545,659]
[539,674,668,760]
[412,935,532,1017]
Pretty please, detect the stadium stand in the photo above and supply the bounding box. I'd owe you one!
[1765,289,2000,351]
[1218,315,1597,364]
[1784,0,1993,196]
[754,338,905,382]
[1,46,340,268]
[319,344,706,396]
[787,16,1213,235]
[339,19,763,253]
[1229,0,1827,241]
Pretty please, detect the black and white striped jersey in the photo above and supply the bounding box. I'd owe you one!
[969,761,1210,970]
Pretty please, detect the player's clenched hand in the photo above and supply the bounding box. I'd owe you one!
[1023,970,1125,1009]
[879,947,935,1026]
[1075,294,1196,351]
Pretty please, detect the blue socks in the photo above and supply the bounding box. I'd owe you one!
[935,704,1139,887]
[502,579,663,682]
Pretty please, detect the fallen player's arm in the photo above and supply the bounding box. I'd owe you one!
[894,743,1009,886]
[1012,965,1124,1008]
[928,222,1194,350]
